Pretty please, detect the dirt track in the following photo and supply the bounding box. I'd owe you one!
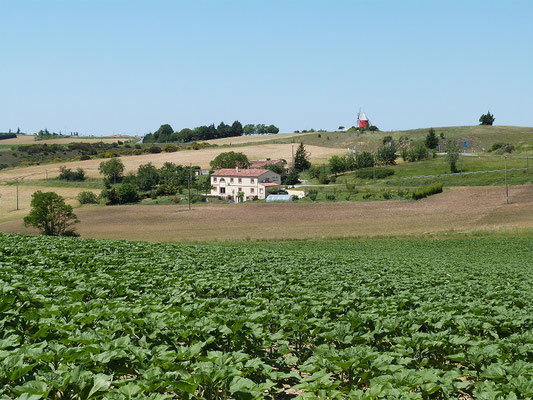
[2,186,531,241]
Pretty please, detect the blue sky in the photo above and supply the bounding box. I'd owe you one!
[1,0,532,135]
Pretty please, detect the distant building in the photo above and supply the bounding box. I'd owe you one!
[358,112,369,128]
[211,168,281,202]
[249,159,286,169]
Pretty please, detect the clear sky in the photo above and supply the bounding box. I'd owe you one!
[1,0,532,135]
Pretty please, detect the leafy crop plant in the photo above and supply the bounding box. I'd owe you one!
[0,233,532,399]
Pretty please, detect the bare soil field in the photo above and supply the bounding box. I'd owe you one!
[0,184,99,223]
[0,144,344,181]
[2,186,531,241]
[0,135,133,145]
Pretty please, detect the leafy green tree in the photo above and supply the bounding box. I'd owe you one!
[354,151,375,169]
[243,124,256,135]
[445,140,460,173]
[425,128,439,149]
[338,126,345,131]
[210,151,250,169]
[136,163,159,191]
[24,191,79,236]
[176,128,194,142]
[376,144,398,165]
[217,122,232,138]
[282,168,300,185]
[153,124,174,142]
[266,163,285,175]
[99,158,125,184]
[294,142,311,172]
[266,124,279,134]
[231,121,243,136]
[256,124,268,134]
[195,175,213,195]
[328,155,346,176]
[479,111,495,126]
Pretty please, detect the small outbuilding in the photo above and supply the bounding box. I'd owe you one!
[266,194,293,202]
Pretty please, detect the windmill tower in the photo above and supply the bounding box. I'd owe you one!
[357,109,370,128]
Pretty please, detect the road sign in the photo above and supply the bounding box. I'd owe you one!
[463,141,468,148]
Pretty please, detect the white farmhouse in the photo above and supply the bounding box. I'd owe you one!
[211,168,281,201]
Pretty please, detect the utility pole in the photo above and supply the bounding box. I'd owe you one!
[188,163,192,210]
[504,155,509,204]
[373,154,376,180]
[291,145,294,168]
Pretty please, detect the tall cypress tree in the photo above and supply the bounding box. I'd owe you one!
[425,128,439,149]
[294,142,311,171]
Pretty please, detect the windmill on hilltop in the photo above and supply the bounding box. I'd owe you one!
[357,109,370,128]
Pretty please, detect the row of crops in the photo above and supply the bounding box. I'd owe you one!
[1,233,532,399]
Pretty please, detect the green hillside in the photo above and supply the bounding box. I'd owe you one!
[259,125,533,154]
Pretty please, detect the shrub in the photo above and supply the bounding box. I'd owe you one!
[117,183,139,204]
[381,190,393,200]
[156,184,179,196]
[489,142,514,154]
[355,168,394,179]
[326,193,336,201]
[411,183,443,200]
[100,188,119,205]
[164,144,179,152]
[80,155,91,161]
[58,166,86,181]
[318,173,330,184]
[148,146,162,154]
[405,143,430,162]
[77,191,98,204]
[307,189,318,201]
[192,194,207,203]
[308,165,322,179]
[397,189,409,198]
[345,183,356,192]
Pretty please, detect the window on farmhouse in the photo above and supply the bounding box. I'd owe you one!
[220,187,225,194]
[238,187,242,192]
[251,188,254,193]
[260,188,263,194]
[238,178,242,183]
[230,178,234,183]
[213,177,217,182]
[251,178,255,183]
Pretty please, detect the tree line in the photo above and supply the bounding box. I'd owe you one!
[143,122,279,144]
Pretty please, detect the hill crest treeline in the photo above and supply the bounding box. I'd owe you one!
[143,122,279,143]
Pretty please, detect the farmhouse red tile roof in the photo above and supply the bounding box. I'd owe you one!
[211,168,271,177]
[250,159,285,168]
[259,182,280,187]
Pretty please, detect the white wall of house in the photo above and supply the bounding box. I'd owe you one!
[211,170,280,201]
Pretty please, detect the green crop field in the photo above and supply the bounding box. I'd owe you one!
[1,233,532,399]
